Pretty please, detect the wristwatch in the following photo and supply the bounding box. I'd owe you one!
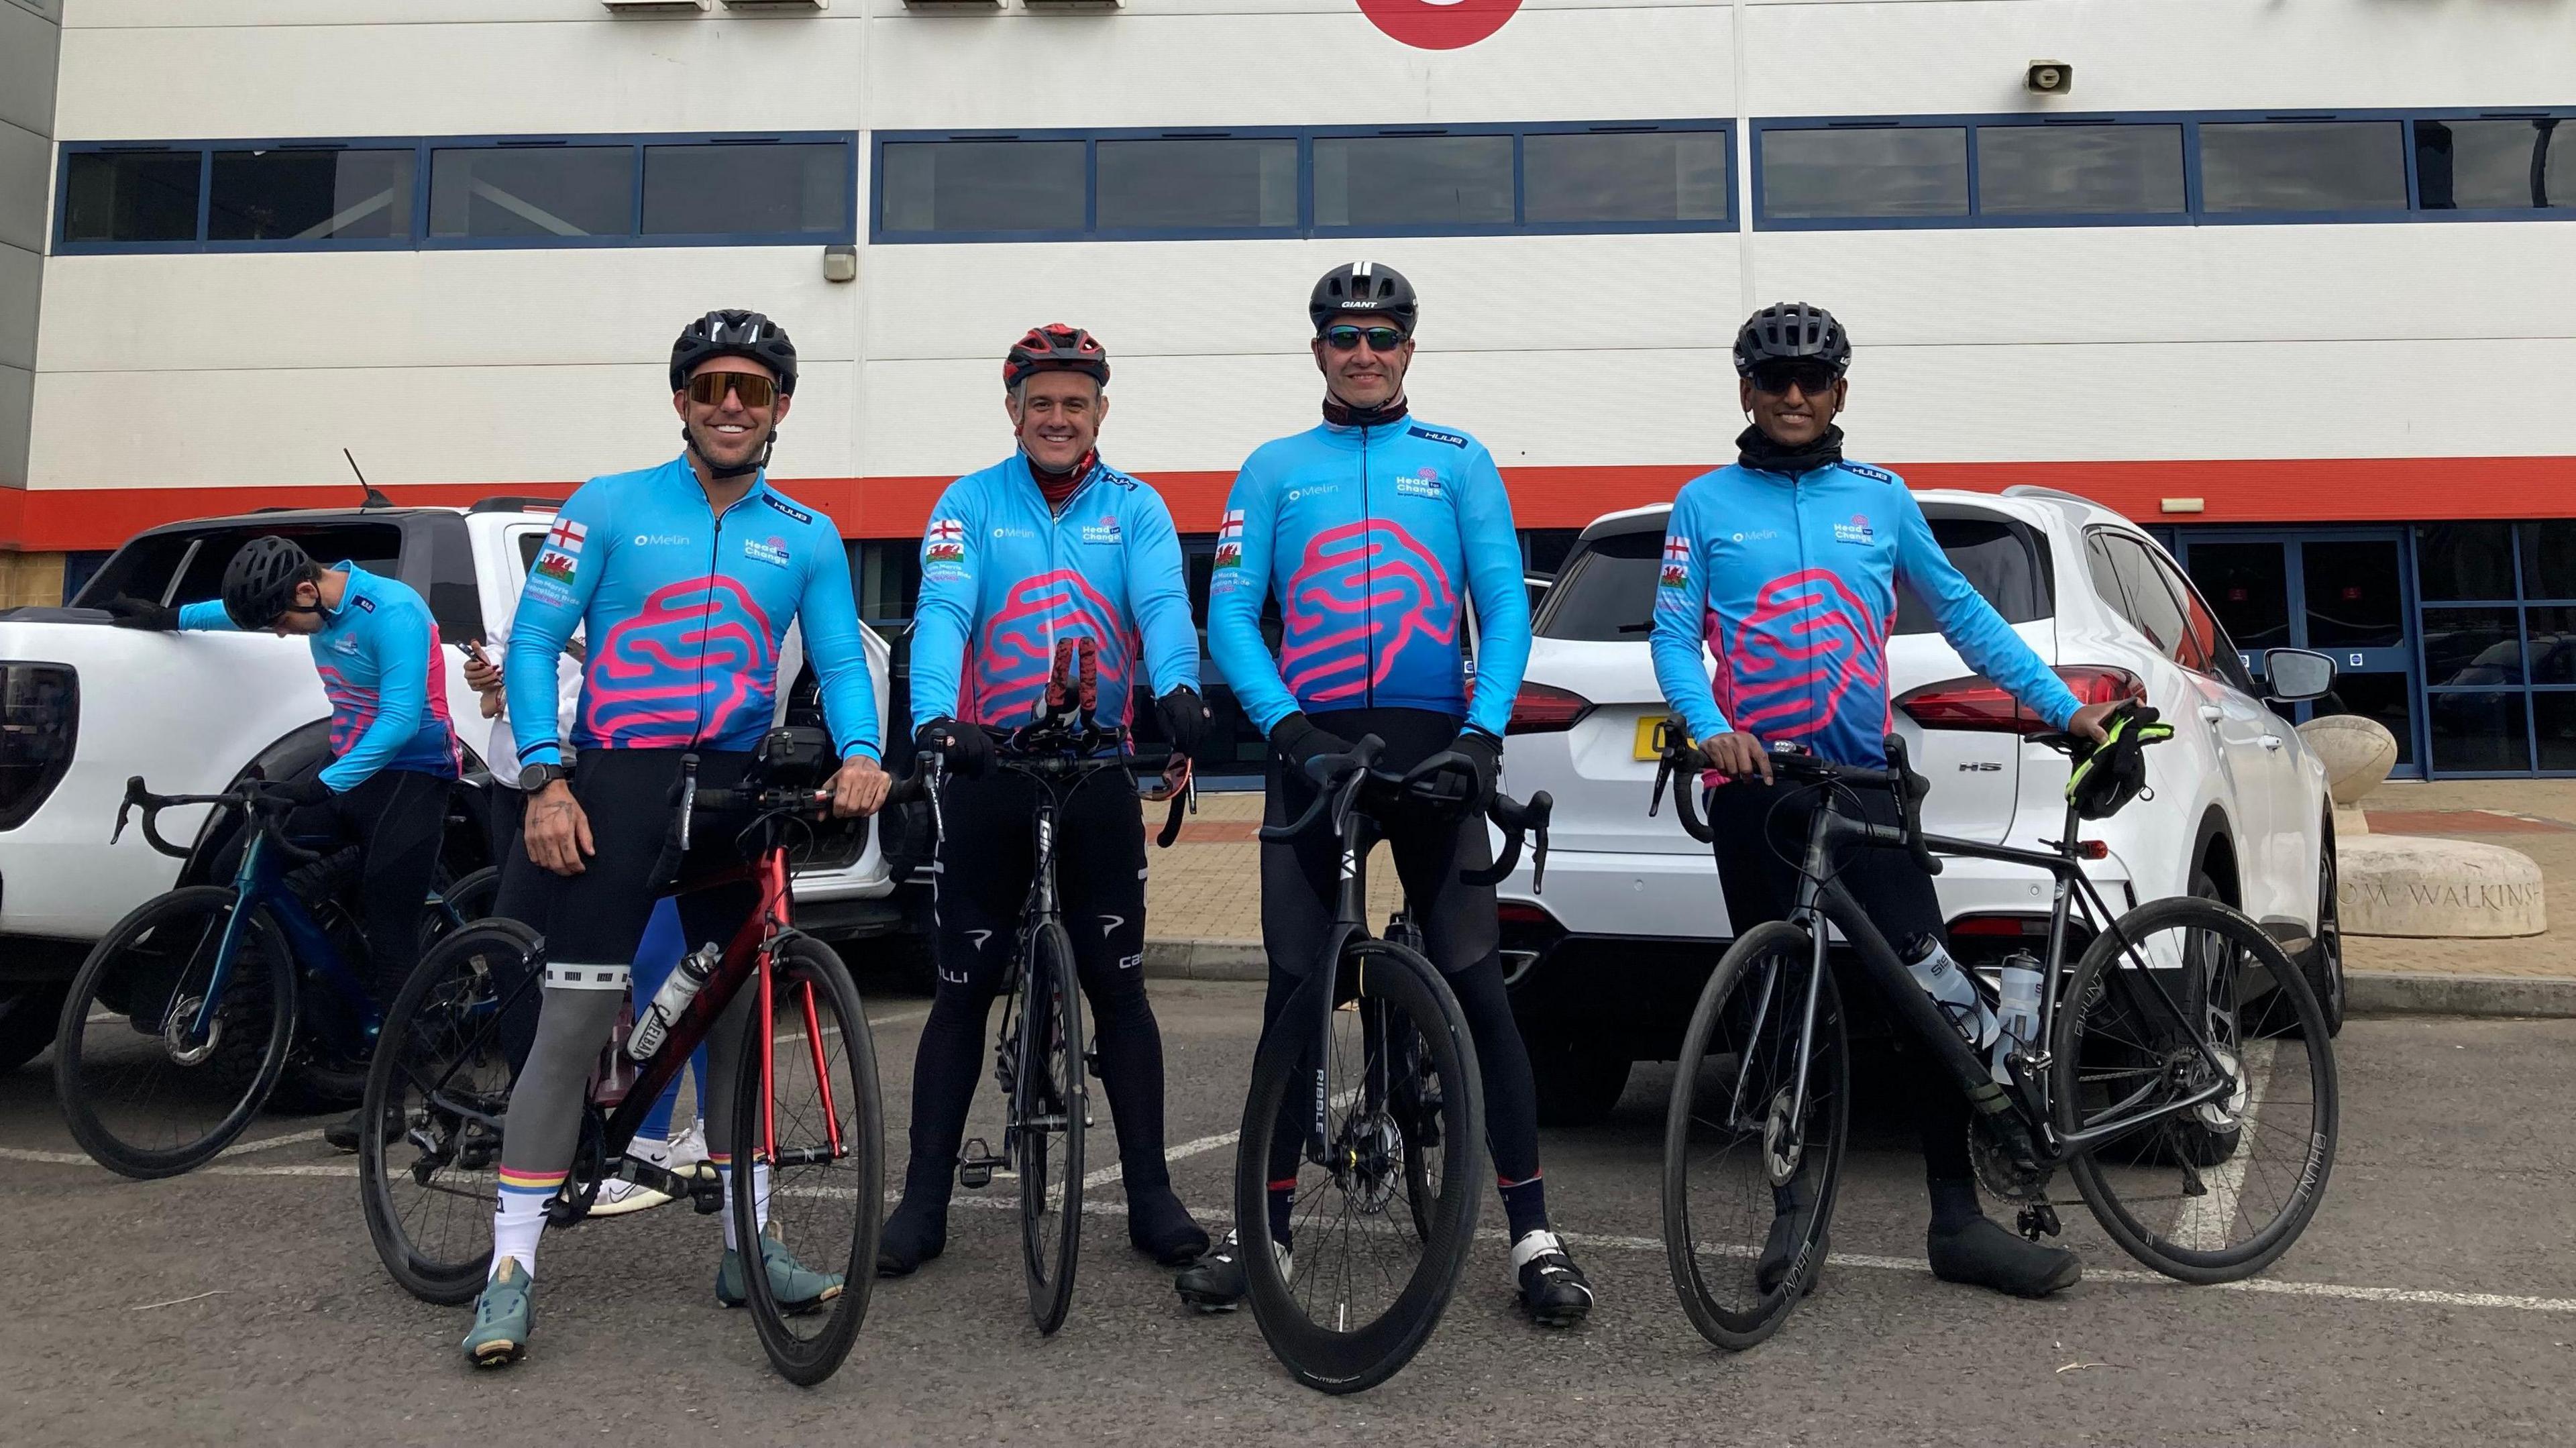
[518,763,570,791]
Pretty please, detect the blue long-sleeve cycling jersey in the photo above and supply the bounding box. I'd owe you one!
[1208,415,1531,740]
[1650,457,2083,767]
[910,453,1199,733]
[504,455,881,767]
[180,563,461,791]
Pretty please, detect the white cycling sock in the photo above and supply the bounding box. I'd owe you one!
[490,1190,547,1282]
[717,1163,773,1251]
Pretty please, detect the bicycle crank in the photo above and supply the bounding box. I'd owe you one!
[1968,1120,2055,1205]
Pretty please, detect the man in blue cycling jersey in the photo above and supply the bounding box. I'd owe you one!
[1652,302,2116,1300]
[109,535,463,1153]
[1183,263,1594,1326]
[462,310,892,1368]
[876,324,1212,1278]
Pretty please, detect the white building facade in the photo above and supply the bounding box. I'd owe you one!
[8,0,2576,774]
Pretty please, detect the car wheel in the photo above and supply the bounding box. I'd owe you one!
[2301,820,2349,1038]
[1526,1023,1631,1127]
[0,982,68,1073]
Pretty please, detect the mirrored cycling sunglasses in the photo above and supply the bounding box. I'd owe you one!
[1748,360,1841,397]
[1322,325,1409,353]
[684,370,778,408]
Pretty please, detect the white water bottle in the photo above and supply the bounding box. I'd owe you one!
[627,942,720,1062]
[1991,951,2044,1088]
[1899,934,1997,1054]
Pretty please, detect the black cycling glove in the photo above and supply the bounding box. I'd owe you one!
[1268,712,1352,769]
[1449,727,1503,810]
[1156,686,1207,759]
[103,596,180,631]
[260,775,335,809]
[913,717,994,779]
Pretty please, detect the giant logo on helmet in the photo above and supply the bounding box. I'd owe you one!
[1719,569,1886,740]
[1357,0,1522,50]
[1281,520,1456,706]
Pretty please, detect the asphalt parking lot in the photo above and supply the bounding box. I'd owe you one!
[6,977,2573,1447]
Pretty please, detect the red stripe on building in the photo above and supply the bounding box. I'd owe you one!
[7,455,2574,551]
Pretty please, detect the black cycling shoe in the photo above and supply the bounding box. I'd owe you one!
[1127,1184,1210,1266]
[1175,1229,1286,1313]
[322,1105,400,1155]
[1755,1215,1827,1298]
[1512,1231,1595,1327]
[1927,1217,2082,1299]
[874,1194,949,1278]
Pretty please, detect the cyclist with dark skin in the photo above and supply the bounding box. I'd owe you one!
[1652,302,2118,1299]
[879,324,1212,1277]
[1184,263,1595,1327]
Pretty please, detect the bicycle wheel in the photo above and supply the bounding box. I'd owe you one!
[1016,920,1085,1335]
[361,919,536,1305]
[1662,922,1847,1351]
[2055,895,2337,1284]
[731,935,883,1387]
[1396,1015,1450,1246]
[54,887,297,1178]
[1236,940,1481,1395]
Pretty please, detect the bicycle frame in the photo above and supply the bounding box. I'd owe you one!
[185,819,381,1056]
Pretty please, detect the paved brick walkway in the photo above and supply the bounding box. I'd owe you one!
[1144,781,2576,989]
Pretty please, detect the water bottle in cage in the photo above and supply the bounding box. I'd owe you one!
[627,942,722,1062]
[1898,933,1998,1056]
[1990,950,2045,1087]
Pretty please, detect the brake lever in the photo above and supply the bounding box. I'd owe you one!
[676,753,700,852]
[113,775,146,844]
[1529,791,1552,893]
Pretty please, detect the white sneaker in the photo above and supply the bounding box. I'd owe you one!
[592,1136,678,1217]
[665,1120,716,1181]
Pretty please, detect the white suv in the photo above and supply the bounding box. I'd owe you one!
[1491,484,2345,1123]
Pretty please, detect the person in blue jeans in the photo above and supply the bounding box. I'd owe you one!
[1181,264,1593,1326]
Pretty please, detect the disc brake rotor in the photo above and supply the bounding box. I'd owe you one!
[1338,1111,1405,1215]
[1763,1087,1803,1187]
[162,995,221,1066]
[2188,1042,2249,1131]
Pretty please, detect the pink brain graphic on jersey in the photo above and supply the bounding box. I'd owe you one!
[1280,520,1456,706]
[1715,569,1886,739]
[315,664,378,757]
[584,576,777,746]
[970,569,1134,727]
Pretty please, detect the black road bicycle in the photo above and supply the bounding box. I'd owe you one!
[1653,718,2338,1351]
[1232,736,1551,1394]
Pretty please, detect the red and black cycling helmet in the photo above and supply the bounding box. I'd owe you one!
[669,309,799,396]
[1003,324,1110,392]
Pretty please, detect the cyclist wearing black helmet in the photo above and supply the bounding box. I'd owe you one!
[1650,302,2121,1299]
[1188,262,1595,1326]
[460,309,892,1368]
[107,535,464,1152]
[877,323,1211,1278]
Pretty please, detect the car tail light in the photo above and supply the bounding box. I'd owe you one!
[1497,901,1556,927]
[1506,682,1593,734]
[0,664,78,830]
[1895,666,2145,736]
[1951,915,2049,939]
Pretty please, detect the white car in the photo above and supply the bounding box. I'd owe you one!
[1491,484,2345,1123]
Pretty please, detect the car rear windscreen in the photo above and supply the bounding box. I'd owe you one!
[1534,514,2052,642]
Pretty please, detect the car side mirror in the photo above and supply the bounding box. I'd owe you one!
[2263,647,2337,702]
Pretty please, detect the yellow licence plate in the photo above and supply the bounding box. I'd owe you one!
[1634,716,1681,761]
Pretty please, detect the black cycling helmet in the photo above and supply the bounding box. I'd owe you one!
[1309,262,1419,335]
[220,536,319,630]
[669,309,799,396]
[2066,706,2174,820]
[1733,302,1851,379]
[1003,323,1110,392]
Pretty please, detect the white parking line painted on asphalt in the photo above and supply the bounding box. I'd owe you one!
[2175,1038,2275,1251]
[221,1129,324,1156]
[21,1154,2576,1317]
[1081,1127,1238,1189]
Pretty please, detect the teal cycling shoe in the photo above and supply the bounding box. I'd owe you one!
[717,1235,845,1314]
[462,1260,534,1368]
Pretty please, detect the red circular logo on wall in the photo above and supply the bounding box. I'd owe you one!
[1357,0,1524,50]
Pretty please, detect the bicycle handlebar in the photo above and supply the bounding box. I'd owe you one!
[114,775,323,865]
[1646,719,1941,877]
[1463,788,1553,892]
[1252,736,1552,892]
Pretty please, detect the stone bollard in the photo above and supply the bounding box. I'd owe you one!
[2337,834,2546,938]
[2298,714,2398,838]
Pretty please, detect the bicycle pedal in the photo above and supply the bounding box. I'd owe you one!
[688,1176,724,1215]
[958,1138,1001,1190]
[2016,1204,2062,1241]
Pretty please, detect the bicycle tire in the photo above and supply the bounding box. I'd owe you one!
[1662,920,1848,1351]
[361,919,537,1305]
[2055,895,2338,1284]
[435,866,502,934]
[1236,939,1481,1395]
[732,935,883,1387]
[54,886,298,1179]
[1018,920,1085,1335]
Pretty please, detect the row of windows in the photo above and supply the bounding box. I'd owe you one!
[56,134,856,252]
[56,109,2571,251]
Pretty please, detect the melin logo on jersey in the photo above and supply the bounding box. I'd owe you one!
[1357,0,1523,50]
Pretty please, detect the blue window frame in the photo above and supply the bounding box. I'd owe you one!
[869,121,1736,243]
[2413,520,2576,777]
[1753,107,2576,231]
[55,132,859,254]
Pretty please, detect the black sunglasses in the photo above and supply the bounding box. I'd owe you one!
[1749,361,1841,397]
[1322,325,1409,353]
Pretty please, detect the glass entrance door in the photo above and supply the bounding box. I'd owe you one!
[2175,533,2420,777]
